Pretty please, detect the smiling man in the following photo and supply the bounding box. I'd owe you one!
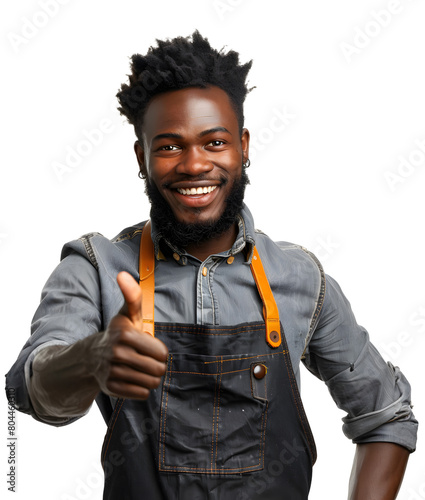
[6,32,417,499]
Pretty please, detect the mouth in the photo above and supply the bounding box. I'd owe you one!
[168,182,222,210]
[176,186,218,196]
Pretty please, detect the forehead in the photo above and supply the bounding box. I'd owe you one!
[141,86,239,139]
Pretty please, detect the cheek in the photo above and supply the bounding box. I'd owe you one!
[216,152,242,172]
[146,161,170,184]
[225,157,243,177]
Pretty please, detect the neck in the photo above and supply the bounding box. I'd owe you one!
[184,222,238,262]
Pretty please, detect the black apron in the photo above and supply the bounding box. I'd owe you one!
[101,222,316,499]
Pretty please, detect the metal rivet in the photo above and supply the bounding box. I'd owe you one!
[270,331,279,342]
[253,364,267,380]
[227,256,234,264]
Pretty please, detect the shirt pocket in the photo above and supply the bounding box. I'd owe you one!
[158,352,270,475]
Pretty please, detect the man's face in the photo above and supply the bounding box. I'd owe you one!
[135,86,250,231]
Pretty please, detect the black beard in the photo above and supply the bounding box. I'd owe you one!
[144,166,250,249]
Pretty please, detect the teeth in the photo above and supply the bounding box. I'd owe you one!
[177,186,217,196]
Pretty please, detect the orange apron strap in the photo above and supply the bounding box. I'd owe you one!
[138,221,281,347]
[138,221,155,337]
[250,246,282,348]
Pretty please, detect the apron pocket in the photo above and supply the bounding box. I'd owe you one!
[158,352,270,475]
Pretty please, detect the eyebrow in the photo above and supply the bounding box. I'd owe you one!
[199,126,232,137]
[152,132,182,143]
[152,127,232,144]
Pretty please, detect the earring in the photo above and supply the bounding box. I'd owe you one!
[243,159,251,168]
[138,171,146,180]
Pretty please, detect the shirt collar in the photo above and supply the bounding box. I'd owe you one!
[150,203,256,263]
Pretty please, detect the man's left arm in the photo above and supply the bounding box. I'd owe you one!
[348,442,409,500]
[303,273,417,497]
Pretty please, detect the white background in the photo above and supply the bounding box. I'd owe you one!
[1,0,424,498]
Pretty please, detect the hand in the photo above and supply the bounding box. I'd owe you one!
[88,271,168,400]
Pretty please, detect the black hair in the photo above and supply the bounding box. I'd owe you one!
[117,30,253,139]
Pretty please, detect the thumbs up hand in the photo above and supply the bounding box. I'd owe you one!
[91,271,168,400]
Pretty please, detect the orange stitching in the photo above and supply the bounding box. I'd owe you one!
[203,352,287,364]
[160,330,265,336]
[158,365,166,466]
[159,355,173,467]
[159,462,263,472]
[155,323,263,330]
[162,355,172,466]
[158,367,165,466]
[215,360,223,464]
[167,368,250,376]
[154,324,265,335]
[210,370,218,471]
[163,355,173,466]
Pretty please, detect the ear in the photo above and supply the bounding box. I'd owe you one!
[134,140,147,178]
[241,128,250,164]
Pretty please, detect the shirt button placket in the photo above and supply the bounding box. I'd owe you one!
[198,259,215,325]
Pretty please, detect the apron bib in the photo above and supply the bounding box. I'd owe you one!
[101,222,316,499]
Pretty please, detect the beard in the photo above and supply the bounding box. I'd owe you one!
[144,166,250,249]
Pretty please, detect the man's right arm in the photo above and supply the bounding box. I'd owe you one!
[28,272,168,419]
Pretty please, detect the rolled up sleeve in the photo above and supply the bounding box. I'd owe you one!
[303,275,418,452]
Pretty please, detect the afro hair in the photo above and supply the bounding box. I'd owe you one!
[117,30,253,139]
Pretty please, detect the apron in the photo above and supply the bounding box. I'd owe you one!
[101,222,317,499]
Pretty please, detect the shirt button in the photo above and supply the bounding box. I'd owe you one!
[253,364,267,380]
[227,256,235,264]
[202,267,208,277]
[173,252,180,262]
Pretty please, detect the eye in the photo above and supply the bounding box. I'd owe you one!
[158,145,180,151]
[207,140,225,147]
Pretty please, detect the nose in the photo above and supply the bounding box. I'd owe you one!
[175,147,213,176]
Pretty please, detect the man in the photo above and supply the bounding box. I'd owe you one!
[6,31,417,499]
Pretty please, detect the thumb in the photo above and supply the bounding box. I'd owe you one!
[116,271,142,327]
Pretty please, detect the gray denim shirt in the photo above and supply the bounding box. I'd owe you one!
[5,204,418,451]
